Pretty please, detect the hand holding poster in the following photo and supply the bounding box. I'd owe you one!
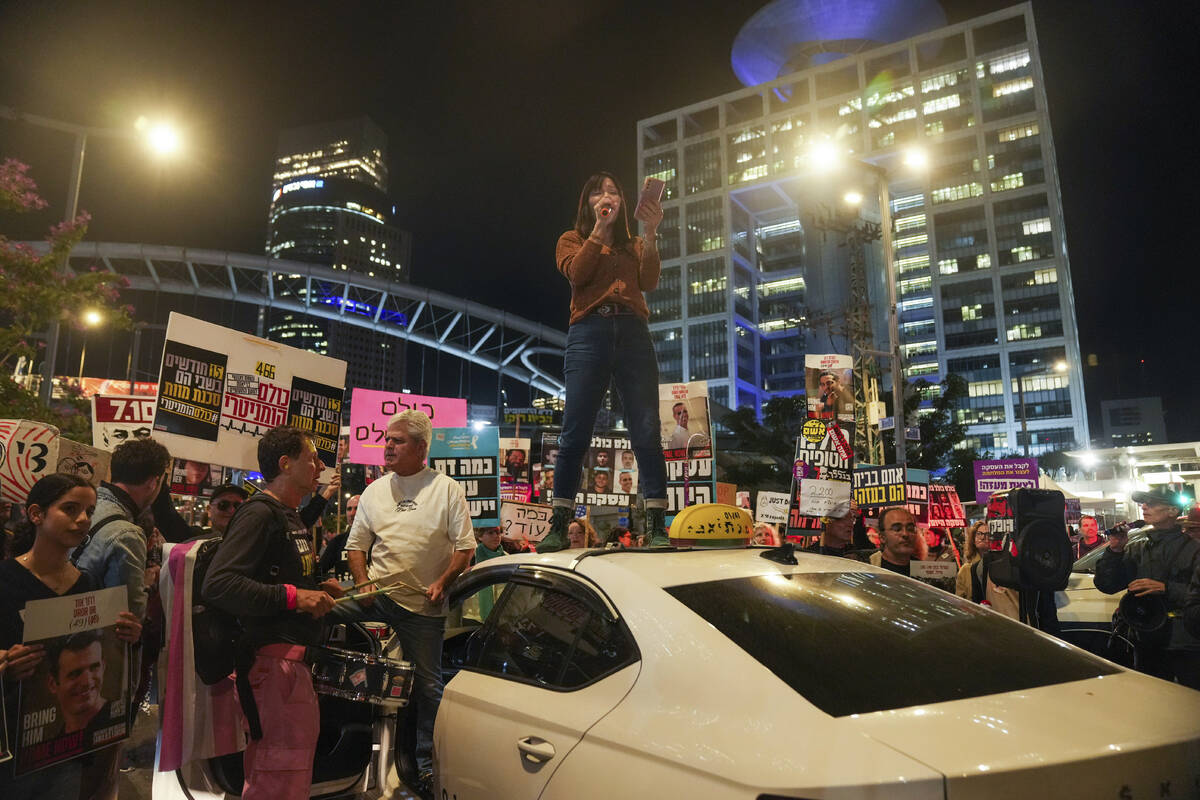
[500,501,552,543]
[14,587,130,775]
[347,389,467,465]
[152,313,346,472]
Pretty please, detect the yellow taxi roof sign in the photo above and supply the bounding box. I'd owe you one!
[669,503,754,548]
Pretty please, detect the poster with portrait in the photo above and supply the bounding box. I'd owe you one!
[537,431,640,510]
[91,394,157,451]
[805,354,854,422]
[0,420,110,503]
[659,381,713,460]
[13,587,130,776]
[167,457,235,498]
[347,389,468,465]
[498,437,532,502]
[786,418,854,538]
[428,427,500,525]
[928,485,967,528]
[151,313,346,473]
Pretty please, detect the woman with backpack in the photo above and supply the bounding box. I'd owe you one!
[0,473,142,800]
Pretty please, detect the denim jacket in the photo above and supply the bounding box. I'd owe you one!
[73,483,148,619]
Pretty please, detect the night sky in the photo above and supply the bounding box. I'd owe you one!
[2,1,1197,440]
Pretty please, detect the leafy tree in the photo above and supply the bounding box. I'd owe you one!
[883,373,982,499]
[719,396,806,495]
[0,158,131,440]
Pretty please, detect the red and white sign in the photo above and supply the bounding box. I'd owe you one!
[91,394,158,451]
[0,420,110,502]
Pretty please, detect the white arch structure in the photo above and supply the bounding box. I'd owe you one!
[40,242,567,396]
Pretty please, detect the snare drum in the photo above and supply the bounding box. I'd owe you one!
[309,645,414,708]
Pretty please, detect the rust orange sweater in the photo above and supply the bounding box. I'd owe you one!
[555,230,661,325]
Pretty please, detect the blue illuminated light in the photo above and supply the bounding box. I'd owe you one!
[316,293,408,326]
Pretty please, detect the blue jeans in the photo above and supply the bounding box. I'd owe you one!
[330,596,445,774]
[554,313,667,504]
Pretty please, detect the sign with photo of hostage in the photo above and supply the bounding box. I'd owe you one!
[167,457,234,498]
[786,419,854,539]
[151,313,347,473]
[659,381,712,460]
[499,437,532,502]
[13,587,130,776]
[805,354,854,422]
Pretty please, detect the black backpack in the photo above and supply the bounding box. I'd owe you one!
[190,498,290,685]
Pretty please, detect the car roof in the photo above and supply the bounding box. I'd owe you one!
[488,546,873,589]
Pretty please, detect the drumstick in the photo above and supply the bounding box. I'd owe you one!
[335,581,420,604]
[346,570,413,593]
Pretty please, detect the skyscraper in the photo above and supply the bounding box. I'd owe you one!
[637,2,1088,456]
[266,117,413,392]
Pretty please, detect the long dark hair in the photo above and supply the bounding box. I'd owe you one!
[573,171,633,249]
[8,473,95,558]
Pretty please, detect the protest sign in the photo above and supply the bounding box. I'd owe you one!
[13,586,130,775]
[167,458,235,498]
[499,437,532,502]
[805,354,854,422]
[347,389,467,465]
[91,394,157,450]
[786,419,854,536]
[854,465,930,524]
[0,420,110,503]
[539,431,639,509]
[502,407,561,427]
[151,313,346,472]
[910,561,957,581]
[928,485,967,528]
[659,381,713,459]
[500,501,552,543]
[755,490,791,525]
[428,427,500,525]
[973,458,1039,505]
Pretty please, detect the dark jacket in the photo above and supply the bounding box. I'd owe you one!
[201,493,321,650]
[1095,525,1200,651]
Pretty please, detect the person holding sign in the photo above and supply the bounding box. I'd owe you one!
[547,171,670,551]
[0,474,142,799]
[202,427,343,800]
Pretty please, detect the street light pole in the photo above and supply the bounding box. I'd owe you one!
[875,170,904,467]
[1017,372,1028,457]
[1,105,178,404]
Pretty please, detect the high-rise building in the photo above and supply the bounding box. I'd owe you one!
[265,117,413,392]
[1100,397,1167,448]
[637,2,1088,456]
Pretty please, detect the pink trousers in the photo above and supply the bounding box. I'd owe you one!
[240,645,319,800]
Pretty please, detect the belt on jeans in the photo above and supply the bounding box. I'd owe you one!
[257,643,309,662]
[591,302,634,317]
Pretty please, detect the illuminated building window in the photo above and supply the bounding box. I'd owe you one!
[989,50,1031,74]
[1013,374,1069,392]
[899,276,932,295]
[961,303,983,321]
[931,182,984,204]
[907,363,939,377]
[977,253,991,269]
[892,194,924,212]
[894,233,928,249]
[922,94,962,115]
[894,213,926,232]
[1006,323,1043,341]
[997,122,1039,142]
[990,173,1025,192]
[939,259,958,275]
[969,380,1003,397]
[895,254,930,273]
[1010,245,1035,262]
[1022,217,1052,235]
[921,71,962,93]
[992,77,1033,97]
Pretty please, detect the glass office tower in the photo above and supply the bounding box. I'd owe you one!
[638,3,1087,455]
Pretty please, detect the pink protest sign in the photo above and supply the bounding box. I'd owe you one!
[347,389,468,464]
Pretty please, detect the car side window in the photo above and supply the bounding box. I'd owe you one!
[472,581,635,689]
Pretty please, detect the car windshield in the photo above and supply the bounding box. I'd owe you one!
[1072,530,1149,574]
[665,572,1118,717]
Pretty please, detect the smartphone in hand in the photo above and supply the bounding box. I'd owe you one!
[635,177,666,217]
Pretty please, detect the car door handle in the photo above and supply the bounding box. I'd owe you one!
[517,736,556,763]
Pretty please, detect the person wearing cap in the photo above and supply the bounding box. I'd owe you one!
[1095,486,1200,689]
[206,483,248,537]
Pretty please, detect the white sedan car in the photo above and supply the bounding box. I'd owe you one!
[437,546,1200,800]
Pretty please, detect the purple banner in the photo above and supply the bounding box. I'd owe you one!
[973,458,1039,505]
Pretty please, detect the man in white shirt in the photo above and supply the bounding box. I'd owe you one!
[338,410,475,796]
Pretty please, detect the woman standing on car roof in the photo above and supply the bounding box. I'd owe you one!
[541,171,670,552]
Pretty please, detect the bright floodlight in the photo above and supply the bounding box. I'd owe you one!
[843,190,864,205]
[902,147,928,169]
[82,309,103,327]
[146,122,181,156]
[1053,360,1068,372]
[1078,452,1099,468]
[808,139,839,170]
